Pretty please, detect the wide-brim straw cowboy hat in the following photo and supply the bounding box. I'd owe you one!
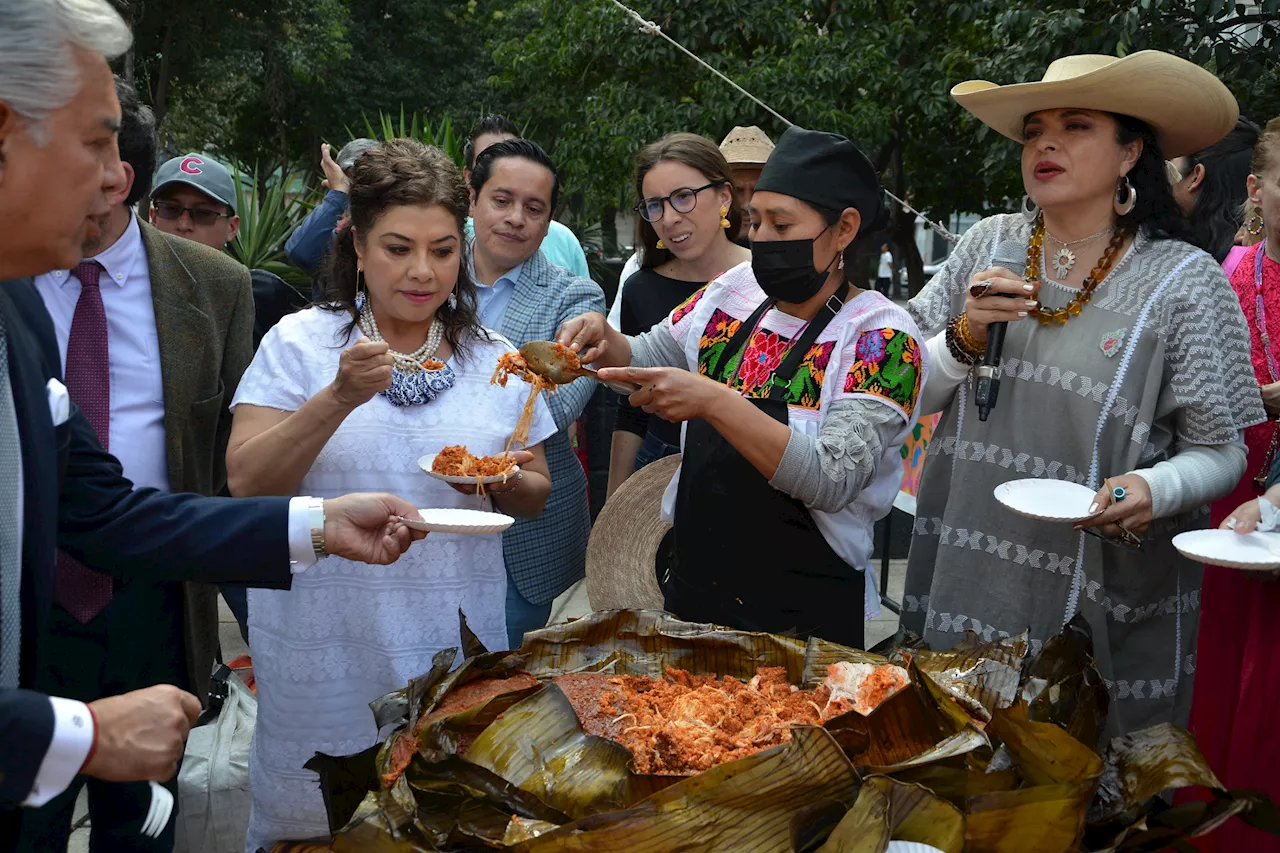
[951,51,1239,159]
[719,125,775,166]
[585,454,681,612]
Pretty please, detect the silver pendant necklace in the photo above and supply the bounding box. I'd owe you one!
[1046,225,1114,279]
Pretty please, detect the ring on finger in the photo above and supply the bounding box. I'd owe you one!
[1116,522,1143,549]
[968,282,993,299]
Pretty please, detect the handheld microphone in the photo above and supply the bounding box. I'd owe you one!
[974,241,1029,422]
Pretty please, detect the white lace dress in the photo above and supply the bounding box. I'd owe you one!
[230,308,556,852]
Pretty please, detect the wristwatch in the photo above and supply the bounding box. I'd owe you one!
[309,497,327,558]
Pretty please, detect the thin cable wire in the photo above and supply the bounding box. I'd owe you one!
[605,0,960,244]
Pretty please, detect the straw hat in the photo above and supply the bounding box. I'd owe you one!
[951,51,1239,159]
[585,454,681,612]
[719,125,775,166]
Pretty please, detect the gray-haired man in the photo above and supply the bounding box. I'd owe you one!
[0,2,425,845]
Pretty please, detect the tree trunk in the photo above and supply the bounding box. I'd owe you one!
[890,131,926,296]
[152,22,176,132]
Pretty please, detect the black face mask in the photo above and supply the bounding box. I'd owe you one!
[751,229,839,304]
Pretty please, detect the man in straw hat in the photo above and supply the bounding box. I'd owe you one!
[902,50,1263,738]
[719,125,775,243]
[608,125,775,329]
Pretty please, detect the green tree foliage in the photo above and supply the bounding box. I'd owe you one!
[117,1,514,173]
[489,0,1279,289]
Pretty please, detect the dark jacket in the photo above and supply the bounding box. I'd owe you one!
[0,277,292,820]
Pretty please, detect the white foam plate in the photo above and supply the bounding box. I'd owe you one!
[398,508,515,535]
[418,453,519,486]
[993,479,1101,523]
[886,843,946,853]
[1173,529,1280,571]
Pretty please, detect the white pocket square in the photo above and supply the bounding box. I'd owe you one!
[46,378,70,426]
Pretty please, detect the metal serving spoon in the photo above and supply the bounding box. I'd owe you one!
[519,340,641,395]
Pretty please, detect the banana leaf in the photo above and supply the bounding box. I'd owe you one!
[966,781,1100,853]
[800,636,895,688]
[817,776,965,853]
[516,609,811,682]
[830,659,988,771]
[888,760,1019,810]
[403,754,571,848]
[1020,614,1109,752]
[464,683,647,819]
[1083,722,1280,850]
[515,727,859,853]
[307,745,383,835]
[987,702,1103,788]
[961,702,1104,853]
[330,792,433,853]
[906,630,1029,720]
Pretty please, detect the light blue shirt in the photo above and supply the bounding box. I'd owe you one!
[464,217,590,279]
[469,244,524,329]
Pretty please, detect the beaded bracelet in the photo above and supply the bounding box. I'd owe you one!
[945,313,984,365]
[957,313,985,356]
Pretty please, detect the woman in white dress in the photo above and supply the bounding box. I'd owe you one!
[225,139,556,851]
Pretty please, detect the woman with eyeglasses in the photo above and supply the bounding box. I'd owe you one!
[608,133,752,497]
[560,127,927,648]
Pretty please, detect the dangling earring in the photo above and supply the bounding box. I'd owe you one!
[837,253,845,271]
[355,267,366,310]
[1114,176,1137,217]
[1247,211,1266,237]
[719,205,731,230]
[448,290,458,310]
[656,239,666,249]
[1021,195,1040,224]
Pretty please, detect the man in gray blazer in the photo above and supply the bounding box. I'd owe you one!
[468,139,605,648]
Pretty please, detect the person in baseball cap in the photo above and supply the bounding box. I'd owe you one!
[149,152,240,249]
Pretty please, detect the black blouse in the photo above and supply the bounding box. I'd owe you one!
[614,267,706,448]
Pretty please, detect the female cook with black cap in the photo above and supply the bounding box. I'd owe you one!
[559,127,929,647]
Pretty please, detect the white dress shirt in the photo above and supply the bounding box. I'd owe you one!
[25,214,320,805]
[34,213,170,494]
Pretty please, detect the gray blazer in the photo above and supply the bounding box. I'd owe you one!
[494,250,606,604]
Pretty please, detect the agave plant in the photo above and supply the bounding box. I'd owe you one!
[225,162,320,291]
[349,107,466,168]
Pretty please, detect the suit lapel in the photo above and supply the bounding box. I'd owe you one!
[0,280,61,676]
[138,222,209,488]
[499,251,550,346]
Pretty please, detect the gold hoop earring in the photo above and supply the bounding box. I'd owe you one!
[656,239,666,250]
[1247,213,1265,237]
[719,205,731,230]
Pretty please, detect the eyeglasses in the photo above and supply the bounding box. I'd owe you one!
[152,200,232,227]
[633,181,725,223]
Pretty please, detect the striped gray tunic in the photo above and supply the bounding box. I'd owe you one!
[903,214,1265,737]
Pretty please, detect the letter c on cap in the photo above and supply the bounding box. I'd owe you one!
[179,156,204,175]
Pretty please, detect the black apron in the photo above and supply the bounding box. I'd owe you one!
[664,285,865,649]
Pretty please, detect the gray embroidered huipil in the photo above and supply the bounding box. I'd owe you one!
[903,214,1265,737]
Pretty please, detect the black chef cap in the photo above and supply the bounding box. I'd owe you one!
[754,127,887,231]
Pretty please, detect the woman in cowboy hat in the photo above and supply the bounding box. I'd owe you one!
[903,51,1264,738]
[560,127,928,649]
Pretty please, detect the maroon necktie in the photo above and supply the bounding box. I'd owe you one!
[54,260,114,623]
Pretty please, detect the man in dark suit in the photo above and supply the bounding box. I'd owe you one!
[0,2,424,845]
[23,78,259,851]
